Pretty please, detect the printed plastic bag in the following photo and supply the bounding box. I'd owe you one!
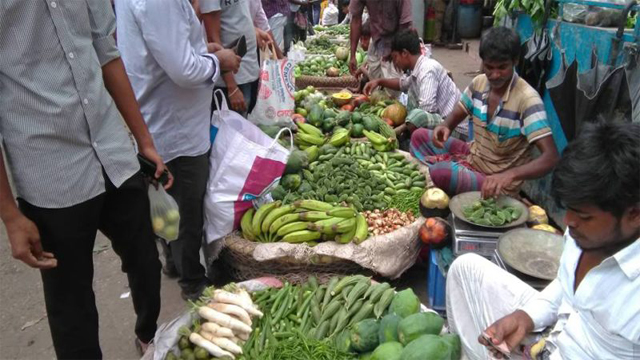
[148,186,180,241]
[205,90,292,243]
[248,44,296,127]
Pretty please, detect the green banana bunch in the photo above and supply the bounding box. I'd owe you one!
[239,200,367,244]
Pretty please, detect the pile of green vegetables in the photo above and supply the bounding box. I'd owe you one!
[313,24,350,36]
[304,37,337,55]
[273,141,425,213]
[462,198,523,226]
[294,55,350,77]
[240,276,461,360]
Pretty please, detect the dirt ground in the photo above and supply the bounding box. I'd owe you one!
[0,42,480,360]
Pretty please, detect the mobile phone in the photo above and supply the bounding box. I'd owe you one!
[229,35,247,58]
[481,332,511,359]
[137,154,169,185]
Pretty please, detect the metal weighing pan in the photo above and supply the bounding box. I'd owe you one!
[449,191,529,229]
[498,228,564,281]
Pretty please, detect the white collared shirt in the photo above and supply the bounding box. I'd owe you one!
[521,231,640,359]
[399,55,460,117]
[115,0,219,162]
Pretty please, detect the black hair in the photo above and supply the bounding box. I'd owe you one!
[339,0,350,9]
[391,29,421,56]
[479,26,520,62]
[361,19,371,37]
[552,119,640,218]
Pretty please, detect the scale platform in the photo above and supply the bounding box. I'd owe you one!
[450,212,525,258]
[492,250,551,290]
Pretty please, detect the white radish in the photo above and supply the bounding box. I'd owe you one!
[236,287,253,304]
[201,321,234,338]
[200,330,243,355]
[231,336,242,344]
[208,302,252,326]
[189,332,235,359]
[198,306,252,334]
[234,331,249,341]
[213,290,264,318]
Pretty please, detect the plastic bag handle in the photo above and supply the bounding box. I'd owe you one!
[271,127,294,151]
[212,88,230,124]
[267,42,278,60]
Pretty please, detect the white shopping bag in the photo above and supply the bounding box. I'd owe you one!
[248,44,295,127]
[205,90,292,243]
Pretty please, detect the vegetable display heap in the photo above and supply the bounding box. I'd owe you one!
[241,276,461,360]
[462,198,522,226]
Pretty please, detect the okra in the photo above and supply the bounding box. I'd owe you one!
[322,277,339,309]
[348,303,374,326]
[374,288,396,318]
[318,300,341,323]
[314,320,330,340]
[331,275,365,296]
[368,282,391,303]
[346,280,370,309]
[341,285,354,303]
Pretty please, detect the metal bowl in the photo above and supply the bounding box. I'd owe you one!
[449,191,529,229]
[498,228,564,280]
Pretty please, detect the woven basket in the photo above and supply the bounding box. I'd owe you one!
[296,75,359,90]
[219,233,373,284]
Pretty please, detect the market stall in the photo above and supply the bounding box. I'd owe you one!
[149,276,461,360]
[217,87,435,281]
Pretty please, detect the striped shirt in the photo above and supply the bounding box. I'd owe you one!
[459,73,552,193]
[116,0,219,162]
[400,55,460,117]
[0,0,139,209]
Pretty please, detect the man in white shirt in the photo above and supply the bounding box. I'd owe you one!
[364,29,460,133]
[115,0,240,301]
[446,120,640,360]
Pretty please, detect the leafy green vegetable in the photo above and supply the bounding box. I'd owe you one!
[251,332,357,360]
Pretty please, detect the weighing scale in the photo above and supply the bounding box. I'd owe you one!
[450,212,525,258]
[492,250,552,290]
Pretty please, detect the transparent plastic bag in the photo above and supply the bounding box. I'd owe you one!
[148,186,180,241]
[563,4,589,23]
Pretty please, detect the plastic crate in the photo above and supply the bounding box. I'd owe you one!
[428,250,447,313]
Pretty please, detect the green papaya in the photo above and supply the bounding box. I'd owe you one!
[372,341,403,360]
[399,335,451,360]
[352,123,365,138]
[351,319,380,353]
[351,111,363,123]
[378,314,402,343]
[362,116,379,132]
[390,289,420,318]
[441,334,462,360]
[309,104,324,126]
[397,312,444,345]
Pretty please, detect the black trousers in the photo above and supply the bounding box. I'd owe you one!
[162,154,209,292]
[18,173,161,360]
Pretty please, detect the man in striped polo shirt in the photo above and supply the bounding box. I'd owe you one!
[410,27,559,198]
